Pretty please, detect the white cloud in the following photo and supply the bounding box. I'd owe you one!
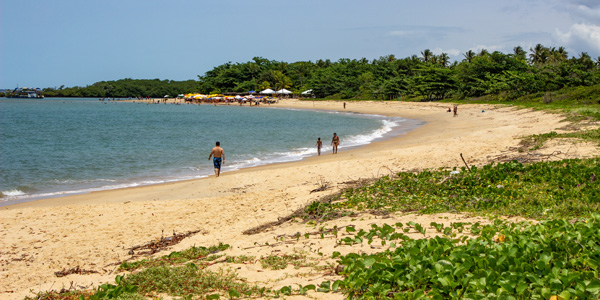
[564,1,600,20]
[389,31,415,37]
[431,48,460,57]
[470,45,504,53]
[556,23,600,53]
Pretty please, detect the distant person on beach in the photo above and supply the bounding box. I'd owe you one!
[343,102,346,109]
[453,105,458,117]
[208,141,225,177]
[316,138,323,156]
[331,133,340,154]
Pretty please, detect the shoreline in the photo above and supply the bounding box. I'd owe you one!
[1,100,598,300]
[0,102,422,208]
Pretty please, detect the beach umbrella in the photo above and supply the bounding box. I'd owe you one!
[260,89,275,94]
[301,89,313,95]
[164,95,170,98]
[276,89,292,94]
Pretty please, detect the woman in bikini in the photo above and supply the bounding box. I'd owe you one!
[331,133,340,154]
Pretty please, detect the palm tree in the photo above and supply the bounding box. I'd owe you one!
[556,46,568,61]
[478,49,489,57]
[578,52,595,70]
[529,44,548,65]
[547,47,568,64]
[463,50,476,63]
[513,46,527,61]
[437,53,450,67]
[421,49,433,63]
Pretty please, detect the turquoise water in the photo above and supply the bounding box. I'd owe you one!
[0,98,422,204]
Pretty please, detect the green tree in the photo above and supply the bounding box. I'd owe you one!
[271,70,292,92]
[512,46,527,61]
[421,49,434,63]
[463,50,476,63]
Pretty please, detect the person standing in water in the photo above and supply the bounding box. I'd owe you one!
[331,133,340,154]
[316,137,323,156]
[208,141,225,177]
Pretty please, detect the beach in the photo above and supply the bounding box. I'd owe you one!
[1,100,598,299]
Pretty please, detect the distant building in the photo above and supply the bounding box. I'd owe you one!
[5,87,44,98]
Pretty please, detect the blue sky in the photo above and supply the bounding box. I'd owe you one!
[2,0,599,89]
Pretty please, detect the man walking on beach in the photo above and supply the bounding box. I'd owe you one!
[208,141,225,177]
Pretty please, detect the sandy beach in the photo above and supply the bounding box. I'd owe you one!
[1,100,598,299]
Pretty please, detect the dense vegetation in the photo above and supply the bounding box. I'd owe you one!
[40,79,198,98]
[37,44,600,100]
[312,158,600,220]
[27,158,600,299]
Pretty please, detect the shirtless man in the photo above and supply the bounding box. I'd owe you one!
[208,141,225,177]
[331,133,340,154]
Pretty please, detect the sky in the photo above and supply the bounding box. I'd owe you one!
[1,0,599,89]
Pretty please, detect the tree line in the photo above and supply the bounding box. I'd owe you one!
[39,44,600,100]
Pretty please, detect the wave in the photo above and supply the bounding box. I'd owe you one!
[1,189,27,198]
[221,117,412,172]
[0,115,421,205]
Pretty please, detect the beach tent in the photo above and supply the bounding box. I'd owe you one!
[260,88,275,94]
[301,89,313,95]
[275,89,292,94]
[248,90,256,94]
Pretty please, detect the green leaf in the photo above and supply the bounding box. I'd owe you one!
[516,282,529,294]
[586,279,600,293]
[207,294,221,300]
[280,286,292,295]
[363,257,376,267]
[317,281,331,292]
[438,276,451,287]
[332,280,342,292]
[559,290,572,300]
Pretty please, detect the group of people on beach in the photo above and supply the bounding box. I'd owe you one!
[208,102,350,177]
[208,133,340,177]
[315,132,340,156]
[447,105,458,117]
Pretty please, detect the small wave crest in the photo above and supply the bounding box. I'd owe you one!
[343,118,404,147]
[1,189,27,198]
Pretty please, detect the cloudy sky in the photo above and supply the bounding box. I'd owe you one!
[1,0,599,88]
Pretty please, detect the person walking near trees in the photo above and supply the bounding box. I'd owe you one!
[208,141,225,177]
[331,133,340,154]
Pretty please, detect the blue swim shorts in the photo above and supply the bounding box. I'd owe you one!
[213,157,222,169]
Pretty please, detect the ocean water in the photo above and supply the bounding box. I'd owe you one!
[0,98,423,205]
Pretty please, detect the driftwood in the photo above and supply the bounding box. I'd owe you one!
[489,149,566,164]
[127,229,205,256]
[460,153,472,173]
[54,266,99,277]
